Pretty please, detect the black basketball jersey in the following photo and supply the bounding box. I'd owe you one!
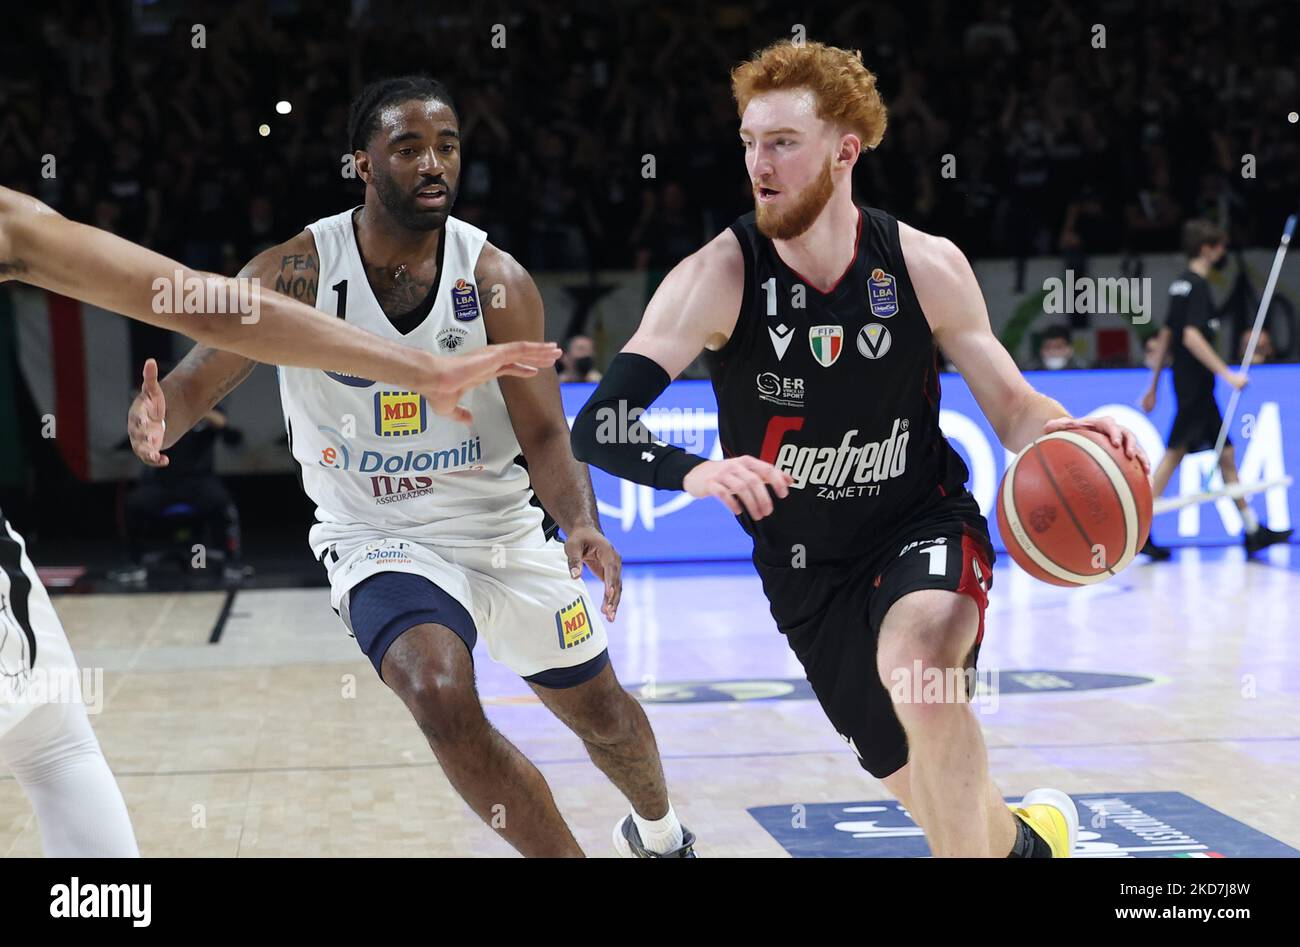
[1163,268,1218,399]
[704,206,970,564]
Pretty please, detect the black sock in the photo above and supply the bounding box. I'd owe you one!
[1007,814,1053,858]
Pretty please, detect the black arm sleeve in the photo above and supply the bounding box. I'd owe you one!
[570,352,707,491]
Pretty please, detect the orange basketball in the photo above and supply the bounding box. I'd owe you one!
[996,429,1153,587]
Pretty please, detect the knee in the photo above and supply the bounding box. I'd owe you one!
[390,669,484,746]
[570,691,639,747]
[877,604,978,727]
[878,618,974,685]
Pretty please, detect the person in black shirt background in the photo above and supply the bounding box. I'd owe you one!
[1140,219,1292,558]
[118,397,244,585]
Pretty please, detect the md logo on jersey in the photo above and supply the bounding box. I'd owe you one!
[555,597,593,649]
[749,792,1300,858]
[451,279,481,322]
[809,325,843,367]
[374,391,428,437]
[867,268,899,318]
[857,323,892,360]
[768,322,795,361]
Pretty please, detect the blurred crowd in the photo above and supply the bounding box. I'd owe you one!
[0,0,1295,298]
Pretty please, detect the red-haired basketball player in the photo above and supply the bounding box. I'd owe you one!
[0,185,558,856]
[573,41,1149,857]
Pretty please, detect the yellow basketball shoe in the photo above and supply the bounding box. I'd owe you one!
[1010,788,1079,858]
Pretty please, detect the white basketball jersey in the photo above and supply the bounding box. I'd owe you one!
[278,208,542,554]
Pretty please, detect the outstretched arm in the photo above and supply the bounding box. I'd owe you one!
[129,236,323,463]
[0,187,558,401]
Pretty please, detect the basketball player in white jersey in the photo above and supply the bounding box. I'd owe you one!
[0,185,558,856]
[129,77,694,858]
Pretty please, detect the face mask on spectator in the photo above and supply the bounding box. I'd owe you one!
[1043,355,1069,370]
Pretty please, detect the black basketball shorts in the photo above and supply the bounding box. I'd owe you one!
[753,491,995,779]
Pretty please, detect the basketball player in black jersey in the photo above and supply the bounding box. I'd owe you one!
[0,185,559,855]
[1140,219,1292,559]
[573,40,1151,857]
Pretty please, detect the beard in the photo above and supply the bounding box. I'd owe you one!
[371,169,456,232]
[754,159,834,241]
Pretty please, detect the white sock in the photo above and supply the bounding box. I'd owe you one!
[632,803,684,854]
[1241,506,1260,534]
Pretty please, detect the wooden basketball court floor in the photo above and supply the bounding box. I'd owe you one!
[3,545,1298,857]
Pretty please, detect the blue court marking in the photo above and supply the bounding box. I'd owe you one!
[630,670,1154,704]
[749,792,1300,858]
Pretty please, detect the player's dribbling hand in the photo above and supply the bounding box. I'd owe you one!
[564,525,622,622]
[423,341,561,425]
[682,456,794,520]
[128,357,169,467]
[1042,415,1151,474]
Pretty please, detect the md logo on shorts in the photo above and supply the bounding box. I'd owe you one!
[555,597,593,649]
[374,391,427,437]
[749,792,1300,858]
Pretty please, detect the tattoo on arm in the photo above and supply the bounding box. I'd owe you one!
[213,361,256,400]
[272,253,319,303]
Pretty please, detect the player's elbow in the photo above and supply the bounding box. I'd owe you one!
[0,190,59,280]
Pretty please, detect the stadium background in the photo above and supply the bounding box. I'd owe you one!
[1,0,1297,572]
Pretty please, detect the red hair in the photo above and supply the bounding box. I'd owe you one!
[731,41,888,149]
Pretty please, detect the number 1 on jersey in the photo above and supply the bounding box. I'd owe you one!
[762,276,777,316]
[923,543,947,576]
[333,279,348,319]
